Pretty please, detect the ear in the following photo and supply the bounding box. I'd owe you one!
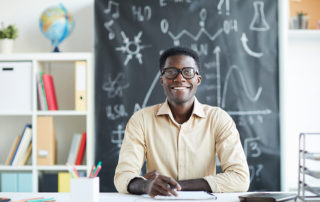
[160,75,164,86]
[197,74,202,85]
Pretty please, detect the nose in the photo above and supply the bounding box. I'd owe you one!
[174,71,186,82]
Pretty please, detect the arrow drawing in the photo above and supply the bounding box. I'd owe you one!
[241,33,263,58]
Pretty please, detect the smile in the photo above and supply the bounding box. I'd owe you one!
[171,86,190,90]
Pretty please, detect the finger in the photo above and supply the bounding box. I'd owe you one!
[151,183,172,197]
[156,177,179,197]
[163,176,181,191]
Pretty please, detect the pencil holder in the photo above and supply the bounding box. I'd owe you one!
[70,177,99,202]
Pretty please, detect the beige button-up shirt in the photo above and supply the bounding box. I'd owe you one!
[114,98,250,193]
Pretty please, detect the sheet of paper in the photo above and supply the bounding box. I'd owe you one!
[142,191,217,200]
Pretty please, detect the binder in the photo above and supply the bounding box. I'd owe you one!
[75,61,87,111]
[42,74,58,110]
[58,172,71,192]
[37,116,56,165]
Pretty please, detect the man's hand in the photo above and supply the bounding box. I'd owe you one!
[128,170,181,197]
[145,174,181,197]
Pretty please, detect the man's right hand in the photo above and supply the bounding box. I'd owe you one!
[145,173,181,197]
[128,171,182,197]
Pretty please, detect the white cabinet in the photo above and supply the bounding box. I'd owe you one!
[0,53,94,192]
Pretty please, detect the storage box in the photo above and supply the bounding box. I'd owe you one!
[0,62,32,112]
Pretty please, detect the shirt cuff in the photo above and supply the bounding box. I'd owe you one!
[203,176,221,193]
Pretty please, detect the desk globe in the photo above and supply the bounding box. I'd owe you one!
[39,3,75,52]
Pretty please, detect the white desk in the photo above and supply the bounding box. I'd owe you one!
[0,192,243,202]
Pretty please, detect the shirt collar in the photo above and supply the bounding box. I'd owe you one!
[156,97,206,118]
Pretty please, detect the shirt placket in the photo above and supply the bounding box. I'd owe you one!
[177,124,185,180]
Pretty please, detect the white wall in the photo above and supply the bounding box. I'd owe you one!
[282,32,320,191]
[0,0,94,52]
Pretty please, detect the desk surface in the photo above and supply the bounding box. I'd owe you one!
[1,192,243,202]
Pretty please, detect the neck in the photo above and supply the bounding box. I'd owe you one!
[168,97,195,124]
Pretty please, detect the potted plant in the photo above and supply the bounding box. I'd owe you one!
[297,11,308,29]
[0,23,18,53]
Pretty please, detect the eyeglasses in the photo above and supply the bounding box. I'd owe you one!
[161,67,199,79]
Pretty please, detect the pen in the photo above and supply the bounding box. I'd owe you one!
[72,166,79,178]
[93,165,101,178]
[26,197,55,202]
[91,161,102,178]
[89,165,95,178]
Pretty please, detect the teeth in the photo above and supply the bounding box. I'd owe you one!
[173,87,187,90]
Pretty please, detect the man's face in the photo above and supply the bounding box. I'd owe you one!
[160,54,201,105]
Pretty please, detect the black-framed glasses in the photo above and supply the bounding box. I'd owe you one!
[161,67,199,79]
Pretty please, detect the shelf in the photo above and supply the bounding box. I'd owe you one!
[0,52,92,61]
[37,165,87,171]
[37,110,87,116]
[300,166,320,179]
[288,29,320,37]
[300,150,320,161]
[0,112,33,116]
[0,166,33,171]
[0,52,93,192]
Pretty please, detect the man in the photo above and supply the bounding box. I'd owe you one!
[114,46,250,197]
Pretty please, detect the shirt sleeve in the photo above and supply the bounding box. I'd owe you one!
[203,109,250,193]
[114,111,146,193]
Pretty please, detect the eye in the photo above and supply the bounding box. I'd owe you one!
[183,68,194,75]
[165,69,177,75]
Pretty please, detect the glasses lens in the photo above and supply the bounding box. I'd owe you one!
[163,68,178,79]
[182,67,195,78]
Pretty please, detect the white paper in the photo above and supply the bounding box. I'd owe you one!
[142,191,217,200]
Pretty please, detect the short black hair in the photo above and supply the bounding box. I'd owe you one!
[159,46,200,72]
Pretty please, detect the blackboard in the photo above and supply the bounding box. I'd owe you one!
[94,0,279,192]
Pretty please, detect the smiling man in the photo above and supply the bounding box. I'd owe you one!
[114,46,250,197]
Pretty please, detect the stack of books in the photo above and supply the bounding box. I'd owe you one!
[6,124,32,166]
[37,72,58,110]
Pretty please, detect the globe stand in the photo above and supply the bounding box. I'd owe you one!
[53,46,60,52]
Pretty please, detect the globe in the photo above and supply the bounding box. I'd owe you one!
[39,3,75,52]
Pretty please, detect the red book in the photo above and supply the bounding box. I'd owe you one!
[42,74,58,110]
[75,132,86,165]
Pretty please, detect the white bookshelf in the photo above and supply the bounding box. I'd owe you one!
[0,52,94,192]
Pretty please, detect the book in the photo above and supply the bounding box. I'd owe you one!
[41,173,58,192]
[75,132,86,165]
[75,61,87,111]
[5,135,21,165]
[239,192,297,202]
[58,172,71,192]
[37,72,48,110]
[1,172,18,192]
[20,143,32,165]
[11,124,32,166]
[37,116,56,165]
[66,133,82,165]
[17,172,32,192]
[42,73,58,110]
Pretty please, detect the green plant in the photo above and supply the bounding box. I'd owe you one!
[0,23,18,39]
[297,11,307,17]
